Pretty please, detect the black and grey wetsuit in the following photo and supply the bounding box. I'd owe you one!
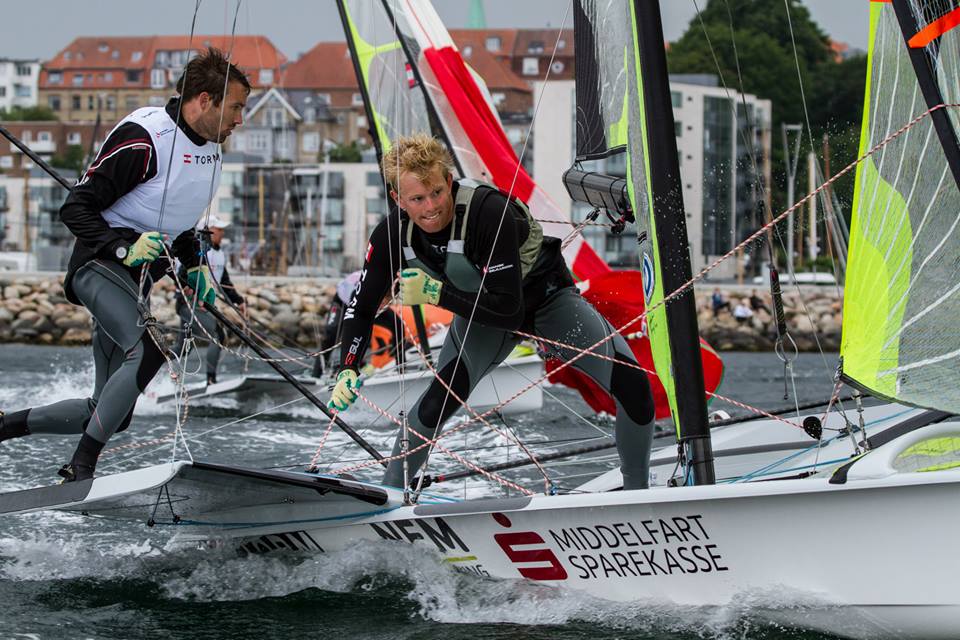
[338,179,656,490]
[3,99,220,452]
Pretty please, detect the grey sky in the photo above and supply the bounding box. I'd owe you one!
[3,1,868,62]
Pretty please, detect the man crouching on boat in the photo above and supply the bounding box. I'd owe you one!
[0,48,250,482]
[328,134,656,490]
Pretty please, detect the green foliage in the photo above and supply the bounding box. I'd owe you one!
[50,144,86,174]
[325,141,365,163]
[0,105,58,121]
[668,0,864,225]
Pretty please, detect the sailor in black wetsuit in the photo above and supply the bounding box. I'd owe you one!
[329,134,656,490]
[0,48,250,482]
[173,215,246,385]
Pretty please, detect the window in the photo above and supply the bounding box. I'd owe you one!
[125,96,139,110]
[249,132,268,151]
[558,39,566,49]
[357,115,367,129]
[48,72,62,84]
[317,93,331,105]
[485,36,501,51]
[675,121,682,137]
[219,197,238,214]
[303,107,316,123]
[14,85,31,98]
[37,131,51,142]
[269,108,284,127]
[522,57,539,76]
[16,64,32,76]
[98,43,109,53]
[258,69,274,85]
[671,91,682,108]
[0,157,12,169]
[72,74,83,86]
[366,197,386,215]
[150,68,165,88]
[366,171,382,187]
[230,133,245,151]
[126,70,141,83]
[302,132,320,153]
[156,51,168,67]
[352,92,363,106]
[67,132,81,145]
[131,51,143,62]
[103,72,113,83]
[48,95,61,111]
[550,61,564,74]
[71,95,81,110]
[64,52,72,61]
[0,87,5,97]
[462,45,472,57]
[87,95,95,110]
[106,95,115,110]
[148,96,165,107]
[491,92,505,106]
[111,50,119,59]
[527,41,544,54]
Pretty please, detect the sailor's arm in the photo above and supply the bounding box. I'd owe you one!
[59,122,159,262]
[336,217,400,373]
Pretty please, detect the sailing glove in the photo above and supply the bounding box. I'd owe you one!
[328,369,361,411]
[122,231,164,267]
[186,265,217,307]
[399,268,442,306]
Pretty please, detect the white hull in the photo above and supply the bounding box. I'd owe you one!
[147,354,544,418]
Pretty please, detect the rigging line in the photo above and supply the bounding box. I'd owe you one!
[693,0,840,396]
[414,2,573,497]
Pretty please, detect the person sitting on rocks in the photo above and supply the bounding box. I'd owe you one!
[712,288,731,317]
[733,299,754,325]
[749,288,770,314]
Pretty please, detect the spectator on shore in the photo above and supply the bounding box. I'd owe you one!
[712,288,731,317]
[749,288,771,314]
[733,299,754,325]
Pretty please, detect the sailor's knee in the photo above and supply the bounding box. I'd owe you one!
[611,354,655,425]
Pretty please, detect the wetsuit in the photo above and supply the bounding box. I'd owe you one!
[1,99,220,471]
[173,243,245,383]
[338,179,656,490]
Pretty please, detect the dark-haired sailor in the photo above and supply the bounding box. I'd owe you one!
[329,134,656,490]
[0,48,250,482]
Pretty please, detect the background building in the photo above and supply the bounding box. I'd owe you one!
[0,59,41,112]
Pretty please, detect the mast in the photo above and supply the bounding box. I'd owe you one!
[632,0,714,484]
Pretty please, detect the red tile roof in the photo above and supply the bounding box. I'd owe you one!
[41,35,286,90]
[281,42,357,90]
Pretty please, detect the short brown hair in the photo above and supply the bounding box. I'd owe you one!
[381,134,454,191]
[176,47,251,105]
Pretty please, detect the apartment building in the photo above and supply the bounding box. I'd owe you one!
[0,59,41,112]
[532,75,772,278]
[38,35,285,124]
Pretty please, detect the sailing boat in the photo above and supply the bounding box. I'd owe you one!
[2,1,960,637]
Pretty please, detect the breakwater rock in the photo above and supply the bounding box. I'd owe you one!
[0,275,841,352]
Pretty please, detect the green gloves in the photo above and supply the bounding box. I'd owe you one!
[186,265,216,307]
[400,268,442,306]
[122,231,164,267]
[328,369,361,411]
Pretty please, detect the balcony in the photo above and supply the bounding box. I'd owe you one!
[10,140,56,154]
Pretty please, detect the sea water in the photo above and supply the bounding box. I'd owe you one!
[0,345,841,639]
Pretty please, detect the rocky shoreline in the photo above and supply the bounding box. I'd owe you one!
[0,274,841,352]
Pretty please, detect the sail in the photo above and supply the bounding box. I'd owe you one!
[337,0,609,279]
[842,0,960,412]
[571,0,692,435]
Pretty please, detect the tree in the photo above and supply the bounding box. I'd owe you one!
[667,0,864,227]
[325,140,365,163]
[0,105,58,121]
[50,144,86,175]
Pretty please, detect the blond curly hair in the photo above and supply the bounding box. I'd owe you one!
[381,134,454,192]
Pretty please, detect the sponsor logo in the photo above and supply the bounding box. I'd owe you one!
[239,530,324,555]
[405,62,417,89]
[492,513,568,581]
[365,242,374,262]
[641,253,655,303]
[369,516,470,553]
[156,127,175,138]
[184,152,221,165]
[483,263,513,274]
